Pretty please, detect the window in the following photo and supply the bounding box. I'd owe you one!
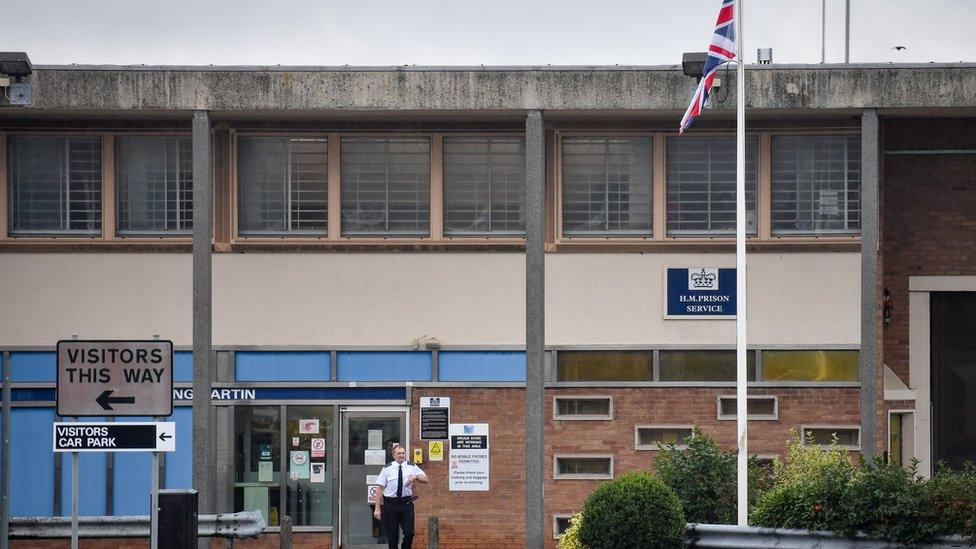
[553,455,614,479]
[553,515,573,539]
[771,135,860,235]
[635,426,694,450]
[553,396,613,420]
[8,135,102,235]
[761,350,859,382]
[561,136,652,236]
[801,426,860,449]
[234,405,335,528]
[443,137,525,236]
[666,135,758,235]
[659,350,757,382]
[556,351,653,382]
[237,137,328,236]
[341,138,430,236]
[717,396,778,420]
[116,136,192,235]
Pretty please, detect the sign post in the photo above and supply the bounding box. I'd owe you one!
[56,340,174,549]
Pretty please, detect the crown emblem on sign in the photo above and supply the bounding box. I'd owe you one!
[690,268,717,288]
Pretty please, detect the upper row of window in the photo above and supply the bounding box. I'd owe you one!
[6,134,861,238]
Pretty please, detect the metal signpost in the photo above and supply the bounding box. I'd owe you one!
[55,340,174,549]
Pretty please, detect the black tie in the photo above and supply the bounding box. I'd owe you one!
[396,465,403,497]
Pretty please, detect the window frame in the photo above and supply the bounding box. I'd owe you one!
[114,134,194,237]
[716,395,779,421]
[552,514,574,539]
[800,425,861,450]
[552,395,613,421]
[552,454,615,480]
[634,424,695,451]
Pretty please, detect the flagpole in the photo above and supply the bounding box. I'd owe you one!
[734,0,749,528]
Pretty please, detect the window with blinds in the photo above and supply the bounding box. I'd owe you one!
[237,137,328,235]
[341,138,430,236]
[8,136,102,235]
[771,135,861,234]
[666,135,758,235]
[561,137,652,236]
[116,136,193,235]
[443,137,525,236]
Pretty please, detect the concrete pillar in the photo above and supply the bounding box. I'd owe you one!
[192,111,213,531]
[860,110,879,458]
[525,110,545,548]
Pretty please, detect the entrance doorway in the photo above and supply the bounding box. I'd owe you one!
[931,292,976,470]
[339,408,408,548]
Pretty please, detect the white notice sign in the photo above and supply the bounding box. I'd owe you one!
[448,423,489,491]
[365,449,386,465]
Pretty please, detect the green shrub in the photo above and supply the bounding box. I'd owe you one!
[844,457,938,543]
[655,427,777,524]
[557,512,585,549]
[578,471,685,549]
[925,463,976,541]
[751,432,856,532]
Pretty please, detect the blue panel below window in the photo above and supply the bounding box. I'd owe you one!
[337,352,432,382]
[13,388,56,401]
[236,352,330,382]
[173,352,193,382]
[11,408,56,516]
[59,416,108,516]
[10,352,56,382]
[438,352,526,382]
[165,407,193,489]
[113,416,152,515]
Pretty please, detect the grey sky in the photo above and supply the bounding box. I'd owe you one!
[5,0,973,66]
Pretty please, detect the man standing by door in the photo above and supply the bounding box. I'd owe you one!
[373,444,428,549]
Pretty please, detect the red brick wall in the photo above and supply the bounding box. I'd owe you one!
[410,386,860,549]
[882,118,976,384]
[11,534,330,549]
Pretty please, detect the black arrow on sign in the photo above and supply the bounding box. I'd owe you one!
[95,390,135,411]
[159,432,173,442]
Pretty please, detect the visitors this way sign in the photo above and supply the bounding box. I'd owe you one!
[57,340,174,417]
[53,422,176,453]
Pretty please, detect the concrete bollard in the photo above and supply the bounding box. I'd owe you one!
[427,516,439,549]
[280,516,292,549]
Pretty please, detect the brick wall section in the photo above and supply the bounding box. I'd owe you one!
[411,386,860,549]
[882,118,976,384]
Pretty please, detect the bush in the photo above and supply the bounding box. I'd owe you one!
[557,512,585,549]
[578,471,685,549]
[655,427,776,523]
[926,463,976,541]
[751,432,856,532]
[843,457,938,544]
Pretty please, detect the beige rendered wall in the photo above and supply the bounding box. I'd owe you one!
[0,252,859,347]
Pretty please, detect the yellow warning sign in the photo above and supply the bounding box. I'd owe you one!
[429,440,444,461]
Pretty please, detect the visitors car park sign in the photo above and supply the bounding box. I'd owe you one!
[56,340,174,417]
[53,422,176,453]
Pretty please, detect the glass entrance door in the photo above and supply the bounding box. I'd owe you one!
[340,409,407,548]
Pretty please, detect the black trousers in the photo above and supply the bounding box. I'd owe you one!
[382,496,415,549]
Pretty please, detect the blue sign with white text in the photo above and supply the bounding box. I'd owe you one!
[666,267,737,317]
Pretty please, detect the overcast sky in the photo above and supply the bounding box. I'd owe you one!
[5,0,973,67]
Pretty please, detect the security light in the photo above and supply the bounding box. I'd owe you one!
[0,52,32,80]
[682,52,707,78]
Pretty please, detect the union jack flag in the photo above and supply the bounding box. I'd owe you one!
[679,0,737,133]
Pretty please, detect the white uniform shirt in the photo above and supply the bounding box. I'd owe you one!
[376,460,425,498]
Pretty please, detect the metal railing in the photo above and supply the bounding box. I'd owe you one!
[9,511,265,539]
[687,524,972,549]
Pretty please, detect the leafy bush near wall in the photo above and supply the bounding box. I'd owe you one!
[655,427,774,524]
[577,471,685,549]
[556,513,585,549]
[925,463,976,541]
[752,433,976,543]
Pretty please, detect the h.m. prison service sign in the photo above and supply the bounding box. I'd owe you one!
[665,267,737,319]
[56,340,174,417]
